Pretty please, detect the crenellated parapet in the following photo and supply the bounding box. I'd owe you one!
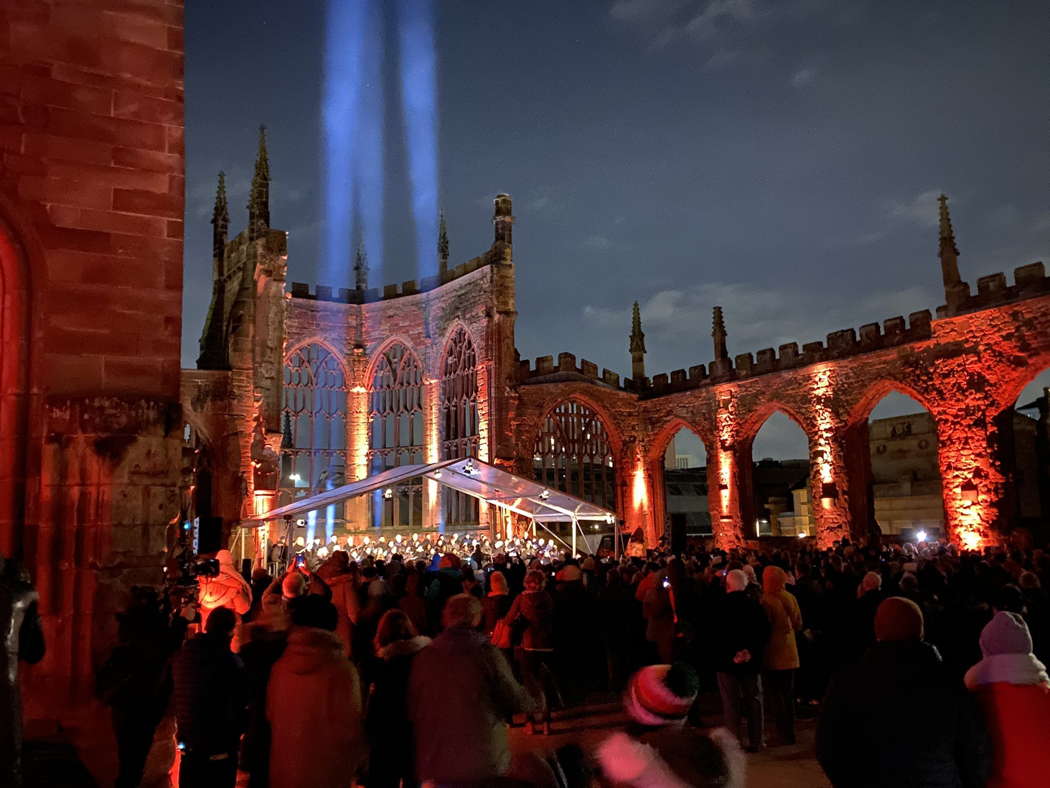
[517,352,626,390]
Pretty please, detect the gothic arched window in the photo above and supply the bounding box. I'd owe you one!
[441,327,479,525]
[368,343,424,526]
[534,400,616,509]
[282,343,348,493]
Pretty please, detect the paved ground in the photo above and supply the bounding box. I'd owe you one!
[509,696,831,787]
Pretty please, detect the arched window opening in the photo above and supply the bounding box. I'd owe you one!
[747,412,810,537]
[1001,371,1050,534]
[282,344,348,501]
[441,328,479,527]
[661,428,710,538]
[368,343,424,527]
[861,392,945,539]
[534,400,616,510]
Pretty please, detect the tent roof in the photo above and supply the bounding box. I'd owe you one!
[242,458,617,526]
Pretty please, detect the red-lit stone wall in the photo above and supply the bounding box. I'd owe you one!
[0,0,185,706]
[513,269,1050,550]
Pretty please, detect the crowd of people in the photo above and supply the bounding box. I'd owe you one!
[97,534,1050,787]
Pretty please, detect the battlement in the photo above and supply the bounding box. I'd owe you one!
[636,261,1049,398]
[936,262,1050,318]
[517,352,626,390]
[287,250,500,305]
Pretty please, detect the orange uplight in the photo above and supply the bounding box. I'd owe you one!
[632,461,648,512]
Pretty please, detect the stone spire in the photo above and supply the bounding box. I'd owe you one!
[712,306,728,362]
[493,193,513,247]
[629,301,646,380]
[247,125,270,241]
[353,242,368,291]
[197,172,232,370]
[211,170,229,261]
[938,193,963,299]
[438,210,449,279]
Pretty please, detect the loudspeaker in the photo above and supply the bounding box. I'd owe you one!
[670,513,687,555]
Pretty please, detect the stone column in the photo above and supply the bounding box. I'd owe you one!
[707,442,745,550]
[808,428,853,547]
[346,348,369,529]
[933,405,1005,549]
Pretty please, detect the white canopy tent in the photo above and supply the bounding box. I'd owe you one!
[243,458,620,556]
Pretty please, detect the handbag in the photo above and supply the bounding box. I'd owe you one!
[491,617,513,649]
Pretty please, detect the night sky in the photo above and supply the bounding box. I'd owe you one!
[183,0,1049,461]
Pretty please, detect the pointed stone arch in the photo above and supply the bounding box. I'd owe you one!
[534,396,620,511]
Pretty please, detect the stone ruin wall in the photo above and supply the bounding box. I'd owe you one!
[513,262,1050,550]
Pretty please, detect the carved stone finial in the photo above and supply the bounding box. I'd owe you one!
[438,210,449,278]
[712,306,728,361]
[248,125,270,241]
[353,243,368,291]
[937,193,964,304]
[493,193,513,247]
[629,301,646,380]
[211,171,229,260]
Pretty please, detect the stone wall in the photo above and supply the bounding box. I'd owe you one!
[514,265,1050,550]
[0,0,185,708]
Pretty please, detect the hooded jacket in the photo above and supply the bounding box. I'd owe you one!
[817,640,990,787]
[408,626,531,783]
[267,627,365,788]
[761,566,802,670]
[965,611,1050,788]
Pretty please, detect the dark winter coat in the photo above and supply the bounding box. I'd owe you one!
[365,636,430,784]
[506,589,555,651]
[482,592,513,634]
[713,590,770,674]
[172,632,247,755]
[817,640,990,788]
[408,626,531,784]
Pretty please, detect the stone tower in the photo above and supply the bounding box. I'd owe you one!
[629,301,646,381]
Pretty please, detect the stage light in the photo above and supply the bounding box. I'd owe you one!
[916,530,927,543]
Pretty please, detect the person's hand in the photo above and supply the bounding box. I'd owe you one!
[732,649,751,664]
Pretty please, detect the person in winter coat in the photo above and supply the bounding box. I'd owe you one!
[409,594,533,784]
[267,595,366,788]
[505,568,560,734]
[483,570,513,633]
[397,568,429,635]
[760,565,803,745]
[593,663,745,788]
[847,571,884,663]
[715,569,770,752]
[172,606,246,788]
[964,610,1050,788]
[817,596,990,788]
[320,551,361,659]
[365,609,431,788]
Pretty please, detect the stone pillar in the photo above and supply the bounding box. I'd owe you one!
[808,428,853,547]
[707,442,745,549]
[346,348,369,529]
[621,439,659,545]
[26,397,181,709]
[934,405,1005,549]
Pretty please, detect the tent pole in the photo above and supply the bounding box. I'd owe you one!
[571,515,577,556]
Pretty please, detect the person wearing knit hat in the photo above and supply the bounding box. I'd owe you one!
[817,596,991,787]
[964,611,1050,788]
[624,663,698,728]
[594,664,745,788]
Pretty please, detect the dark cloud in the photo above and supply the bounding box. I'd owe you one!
[183,0,1049,396]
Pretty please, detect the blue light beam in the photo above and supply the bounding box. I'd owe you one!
[397,0,439,281]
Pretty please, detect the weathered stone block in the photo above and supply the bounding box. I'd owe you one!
[536,355,554,374]
[581,360,598,378]
[1014,262,1046,287]
[977,273,1007,295]
[557,352,576,372]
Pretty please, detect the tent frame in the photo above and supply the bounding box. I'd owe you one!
[243,457,619,557]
